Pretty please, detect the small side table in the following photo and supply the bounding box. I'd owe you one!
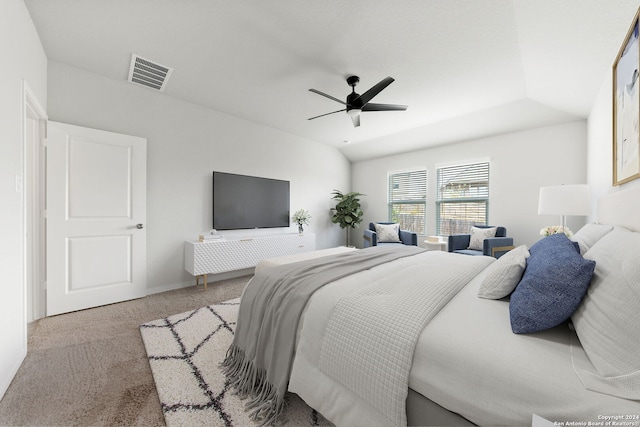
[424,236,447,251]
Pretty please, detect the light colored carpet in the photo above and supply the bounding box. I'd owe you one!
[0,276,249,426]
[140,298,333,427]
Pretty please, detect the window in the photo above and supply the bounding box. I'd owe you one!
[388,169,427,234]
[436,161,489,236]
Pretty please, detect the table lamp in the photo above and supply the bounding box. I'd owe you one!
[538,184,590,232]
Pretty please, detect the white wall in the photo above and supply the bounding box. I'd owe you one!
[0,0,47,400]
[352,121,588,249]
[47,61,350,293]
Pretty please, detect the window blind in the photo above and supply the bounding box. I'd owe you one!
[388,170,427,234]
[436,162,489,235]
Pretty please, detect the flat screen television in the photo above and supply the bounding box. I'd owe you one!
[213,171,290,230]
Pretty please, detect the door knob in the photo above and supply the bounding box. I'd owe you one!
[136,224,144,229]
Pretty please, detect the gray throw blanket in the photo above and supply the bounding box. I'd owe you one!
[221,245,424,425]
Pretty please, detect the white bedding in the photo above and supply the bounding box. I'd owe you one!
[254,246,356,272]
[288,251,493,426]
[413,270,640,426]
[288,250,640,426]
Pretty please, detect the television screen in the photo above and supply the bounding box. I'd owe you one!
[213,172,290,230]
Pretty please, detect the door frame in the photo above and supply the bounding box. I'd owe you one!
[22,81,47,328]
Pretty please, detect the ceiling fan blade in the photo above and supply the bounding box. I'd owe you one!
[351,113,361,127]
[308,108,346,120]
[362,103,408,112]
[354,76,395,106]
[308,89,348,106]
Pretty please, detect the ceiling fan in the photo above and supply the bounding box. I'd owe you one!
[308,76,408,127]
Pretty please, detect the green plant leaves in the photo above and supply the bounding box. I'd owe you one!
[330,190,365,230]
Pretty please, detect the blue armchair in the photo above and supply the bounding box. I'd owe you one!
[363,222,418,248]
[448,225,514,258]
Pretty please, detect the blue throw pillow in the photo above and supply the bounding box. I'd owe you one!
[509,233,596,334]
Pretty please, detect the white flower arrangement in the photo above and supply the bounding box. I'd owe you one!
[540,225,573,237]
[292,209,311,226]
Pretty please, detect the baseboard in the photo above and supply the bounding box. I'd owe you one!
[145,268,254,296]
[0,348,26,401]
[27,320,37,340]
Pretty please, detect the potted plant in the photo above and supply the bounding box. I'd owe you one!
[330,190,365,247]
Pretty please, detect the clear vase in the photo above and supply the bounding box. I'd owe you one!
[298,224,304,234]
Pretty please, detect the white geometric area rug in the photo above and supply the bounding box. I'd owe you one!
[139,298,332,427]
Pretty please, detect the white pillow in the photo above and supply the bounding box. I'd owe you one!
[570,222,613,255]
[571,226,640,399]
[468,226,497,251]
[374,223,401,243]
[477,245,530,299]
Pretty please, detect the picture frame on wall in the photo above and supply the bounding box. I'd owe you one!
[613,7,640,186]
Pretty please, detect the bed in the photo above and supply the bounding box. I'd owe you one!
[224,186,640,426]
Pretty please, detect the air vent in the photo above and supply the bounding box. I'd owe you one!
[128,54,173,91]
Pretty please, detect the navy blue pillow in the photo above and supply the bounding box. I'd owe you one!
[509,233,596,334]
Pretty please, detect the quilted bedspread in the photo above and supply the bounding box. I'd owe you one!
[289,250,493,426]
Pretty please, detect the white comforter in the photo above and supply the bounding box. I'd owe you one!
[413,271,640,426]
[289,250,640,426]
[288,251,492,426]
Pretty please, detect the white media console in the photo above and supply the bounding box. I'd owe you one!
[184,233,316,289]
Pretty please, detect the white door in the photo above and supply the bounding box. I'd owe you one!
[46,121,147,316]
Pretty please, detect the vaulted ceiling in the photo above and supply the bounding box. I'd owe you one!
[25,0,640,161]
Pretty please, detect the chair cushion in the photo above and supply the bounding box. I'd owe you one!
[452,249,483,256]
[374,223,401,243]
[468,226,497,250]
[509,233,595,334]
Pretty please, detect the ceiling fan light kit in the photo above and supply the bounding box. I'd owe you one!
[308,75,408,127]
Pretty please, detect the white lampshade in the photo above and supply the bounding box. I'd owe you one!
[538,184,591,216]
